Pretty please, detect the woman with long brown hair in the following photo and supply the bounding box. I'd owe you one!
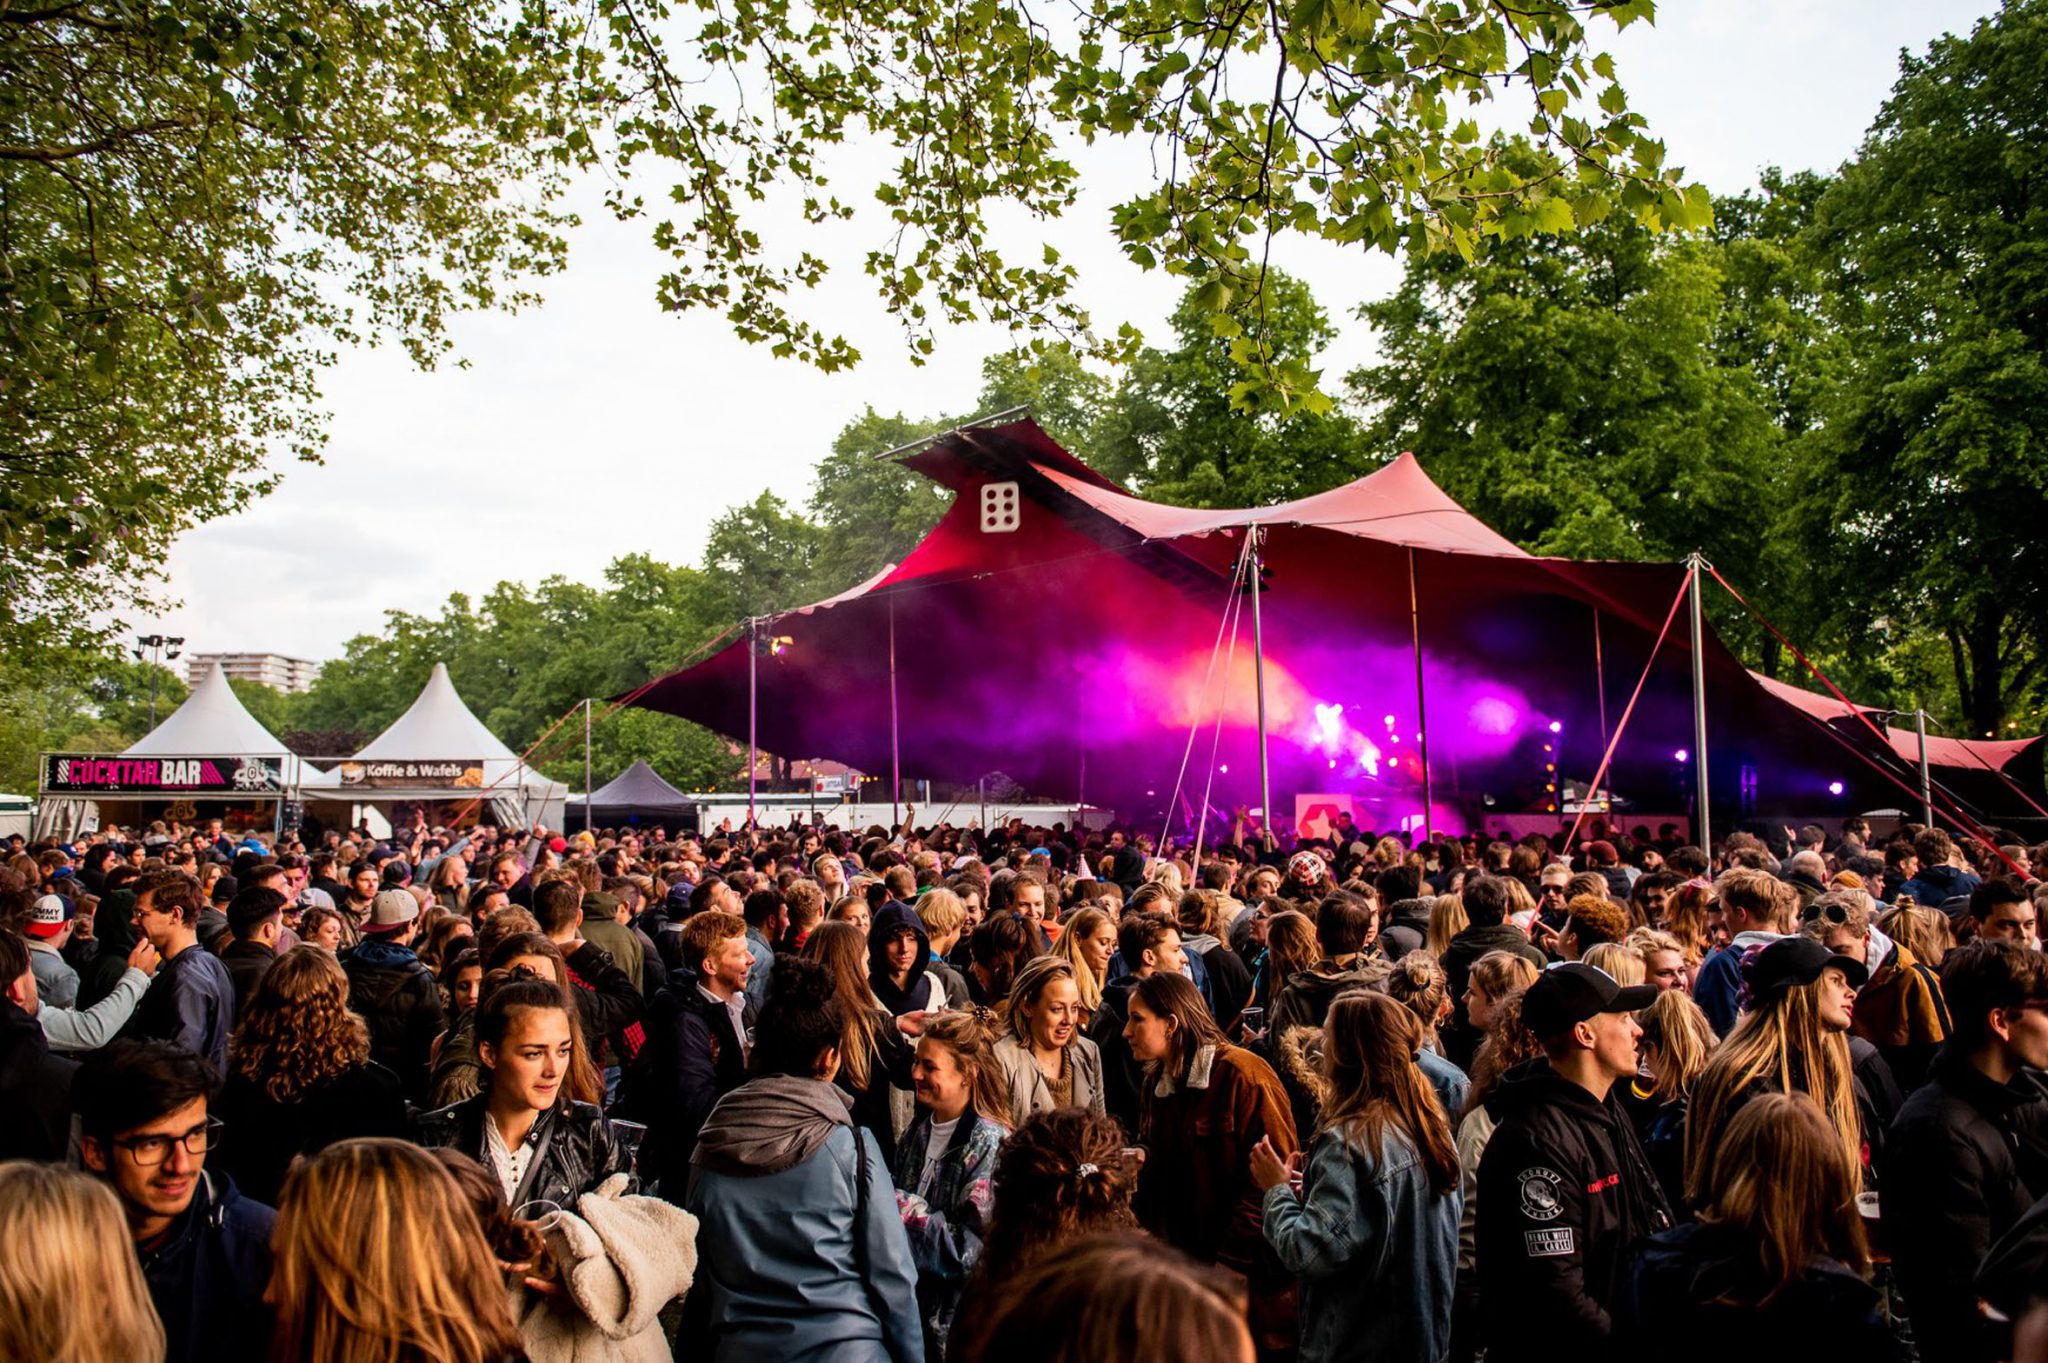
[1619,1092,1890,1357]
[430,933,605,1109]
[803,919,917,1161]
[213,945,410,1205]
[1683,938,1868,1205]
[1125,971,1299,1356]
[1262,909,1319,1009]
[0,1163,164,1363]
[268,1137,525,1363]
[1254,990,1461,1363]
[417,975,635,1214]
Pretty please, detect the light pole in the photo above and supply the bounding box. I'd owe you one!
[131,634,185,728]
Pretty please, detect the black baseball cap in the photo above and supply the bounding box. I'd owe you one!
[1522,962,1659,1040]
[1743,936,1868,999]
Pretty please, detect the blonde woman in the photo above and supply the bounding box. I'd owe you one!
[1627,988,1717,1205]
[1683,938,1867,1204]
[1385,952,1468,1122]
[268,1138,524,1363]
[0,1163,164,1363]
[1051,906,1115,1027]
[1426,895,1468,961]
[1581,941,1646,987]
[994,956,1105,1127]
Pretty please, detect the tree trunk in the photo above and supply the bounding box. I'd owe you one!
[1952,605,2006,738]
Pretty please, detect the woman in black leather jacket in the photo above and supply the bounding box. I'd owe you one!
[418,973,634,1213]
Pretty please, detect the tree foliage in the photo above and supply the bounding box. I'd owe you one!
[1,0,1700,662]
[0,0,586,653]
[1789,0,2048,737]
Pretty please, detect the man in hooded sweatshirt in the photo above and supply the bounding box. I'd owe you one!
[340,889,444,1099]
[870,900,946,1018]
[1377,864,1434,960]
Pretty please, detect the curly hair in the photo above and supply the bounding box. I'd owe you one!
[230,946,370,1103]
[975,1108,1139,1286]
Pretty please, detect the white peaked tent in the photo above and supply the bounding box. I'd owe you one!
[127,661,288,758]
[326,663,567,827]
[36,662,321,837]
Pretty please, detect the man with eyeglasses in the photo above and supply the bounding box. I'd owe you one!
[76,1038,276,1363]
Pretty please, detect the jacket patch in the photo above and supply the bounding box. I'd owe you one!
[1525,1227,1575,1257]
[1518,1166,1564,1221]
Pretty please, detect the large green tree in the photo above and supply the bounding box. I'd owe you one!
[3,0,1700,664]
[1792,0,2048,737]
[0,0,587,653]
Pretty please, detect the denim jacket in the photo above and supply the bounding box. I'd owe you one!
[1263,1123,1461,1363]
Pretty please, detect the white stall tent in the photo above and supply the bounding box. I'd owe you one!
[35,662,319,838]
[315,662,567,828]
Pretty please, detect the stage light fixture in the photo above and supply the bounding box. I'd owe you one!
[1828,781,1845,797]
[1548,720,1563,734]
[1673,748,1689,763]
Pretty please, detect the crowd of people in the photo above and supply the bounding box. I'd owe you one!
[2,807,2047,1362]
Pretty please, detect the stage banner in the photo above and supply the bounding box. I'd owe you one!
[337,760,485,790]
[1294,793,1355,842]
[43,754,284,795]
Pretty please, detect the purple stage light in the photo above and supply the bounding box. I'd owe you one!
[1673,749,1689,763]
[1828,780,1845,796]
[1548,719,1564,734]
[1220,763,1230,774]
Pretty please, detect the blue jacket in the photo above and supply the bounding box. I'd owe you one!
[688,1120,924,1362]
[1418,1047,1471,1125]
[1263,1124,1461,1363]
[744,925,776,1012]
[1895,864,1981,911]
[1695,932,1786,1037]
[139,1170,276,1363]
[123,942,236,1069]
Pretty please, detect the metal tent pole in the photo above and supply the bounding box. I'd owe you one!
[1593,608,1610,756]
[1408,547,1434,842]
[747,618,759,830]
[889,598,901,827]
[583,698,593,833]
[1916,708,1935,828]
[1686,555,1712,855]
[1249,527,1271,827]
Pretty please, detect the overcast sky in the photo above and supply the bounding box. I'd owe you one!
[152,0,1994,667]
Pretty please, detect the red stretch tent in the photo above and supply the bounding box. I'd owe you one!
[626,418,2042,830]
